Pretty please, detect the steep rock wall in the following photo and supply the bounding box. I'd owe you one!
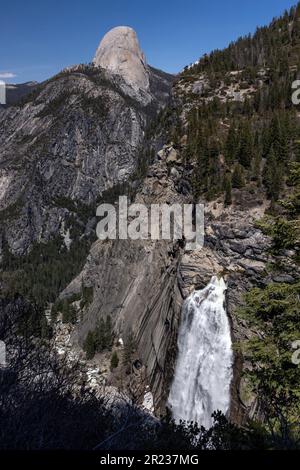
[0,64,173,256]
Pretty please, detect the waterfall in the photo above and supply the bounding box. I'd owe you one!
[168,276,233,429]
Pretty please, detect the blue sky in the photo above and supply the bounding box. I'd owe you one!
[0,0,298,84]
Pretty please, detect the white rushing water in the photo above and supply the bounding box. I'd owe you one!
[168,276,233,429]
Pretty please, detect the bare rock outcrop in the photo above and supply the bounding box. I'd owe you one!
[60,152,276,417]
[94,27,150,94]
[0,59,173,256]
[62,159,191,409]
[47,120,300,420]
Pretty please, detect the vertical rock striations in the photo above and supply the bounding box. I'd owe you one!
[0,28,173,256]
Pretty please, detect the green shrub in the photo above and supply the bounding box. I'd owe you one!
[83,315,114,360]
[237,281,300,427]
[83,331,96,360]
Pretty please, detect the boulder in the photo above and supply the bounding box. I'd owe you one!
[166,147,181,164]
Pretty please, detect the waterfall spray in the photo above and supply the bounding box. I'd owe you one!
[168,276,233,429]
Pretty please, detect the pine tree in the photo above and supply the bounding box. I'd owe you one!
[262,124,271,159]
[232,163,245,188]
[95,319,106,351]
[40,315,51,339]
[252,130,262,183]
[224,123,238,163]
[104,315,113,350]
[269,114,289,162]
[264,146,283,201]
[123,330,136,367]
[280,115,290,162]
[62,302,77,324]
[83,331,96,360]
[110,351,119,370]
[252,152,262,185]
[224,173,232,206]
[91,316,114,353]
[238,122,254,168]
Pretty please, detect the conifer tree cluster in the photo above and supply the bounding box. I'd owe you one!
[110,351,119,370]
[83,315,114,360]
[122,330,136,368]
[184,4,300,75]
[179,3,300,205]
[183,76,300,203]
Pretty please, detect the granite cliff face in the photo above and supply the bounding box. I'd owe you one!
[59,144,278,417]
[61,136,298,420]
[61,156,190,408]
[0,29,173,257]
[57,64,299,421]
[94,26,150,95]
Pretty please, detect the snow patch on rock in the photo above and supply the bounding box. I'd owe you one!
[142,387,154,413]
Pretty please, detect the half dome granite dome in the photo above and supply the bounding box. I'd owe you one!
[93,26,150,92]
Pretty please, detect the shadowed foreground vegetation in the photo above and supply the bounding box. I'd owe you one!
[0,302,299,451]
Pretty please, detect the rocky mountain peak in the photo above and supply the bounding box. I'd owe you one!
[93,26,150,92]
